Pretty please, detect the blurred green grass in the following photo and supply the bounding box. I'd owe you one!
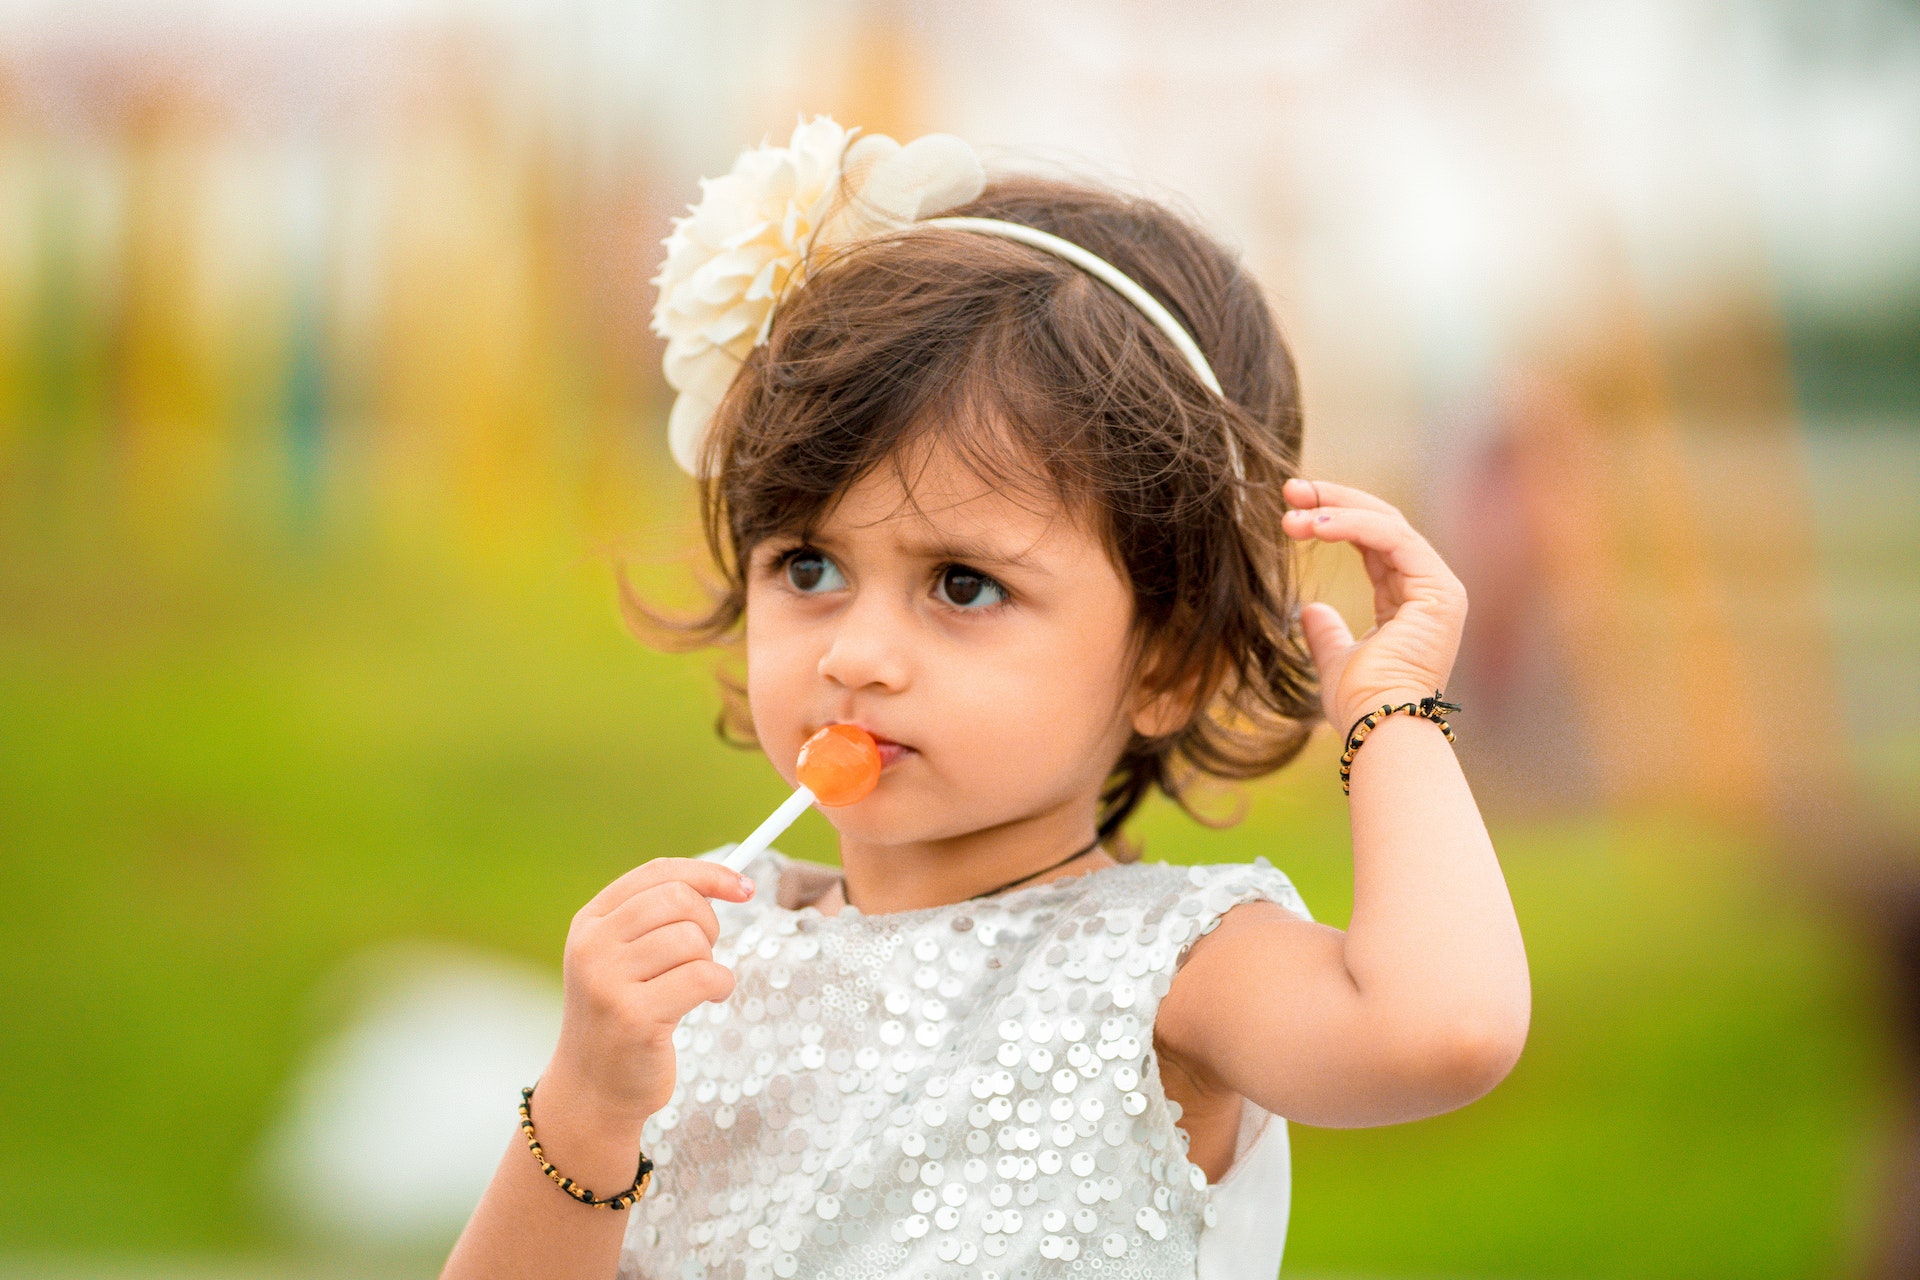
[0,521,1897,1278]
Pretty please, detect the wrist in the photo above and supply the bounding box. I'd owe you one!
[1335,690,1461,796]
[538,1050,657,1136]
[519,1070,654,1211]
[1332,688,1446,736]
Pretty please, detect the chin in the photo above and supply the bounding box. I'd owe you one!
[819,792,978,848]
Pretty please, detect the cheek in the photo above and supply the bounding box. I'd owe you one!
[744,598,815,745]
[934,614,1136,765]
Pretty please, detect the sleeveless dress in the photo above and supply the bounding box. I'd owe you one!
[618,848,1312,1280]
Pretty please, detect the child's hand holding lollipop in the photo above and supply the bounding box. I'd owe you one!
[545,857,755,1128]
[541,726,881,1126]
[1280,477,1469,736]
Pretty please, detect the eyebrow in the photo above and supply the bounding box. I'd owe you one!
[897,534,1053,574]
[790,528,1055,575]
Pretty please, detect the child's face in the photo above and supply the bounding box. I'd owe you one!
[744,437,1147,851]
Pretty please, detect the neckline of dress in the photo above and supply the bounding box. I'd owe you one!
[765,850,1135,923]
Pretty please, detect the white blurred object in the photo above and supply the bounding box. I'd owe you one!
[255,941,563,1247]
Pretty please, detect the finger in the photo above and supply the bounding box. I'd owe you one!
[604,879,723,946]
[644,958,737,1019]
[1297,602,1353,684]
[623,919,716,984]
[584,856,754,918]
[1281,477,1402,519]
[1281,507,1451,584]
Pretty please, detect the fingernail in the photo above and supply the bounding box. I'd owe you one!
[737,874,755,896]
[1314,512,1333,524]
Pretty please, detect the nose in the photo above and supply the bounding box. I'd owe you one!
[816,588,911,693]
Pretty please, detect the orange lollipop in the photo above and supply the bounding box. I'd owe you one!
[722,724,883,871]
[796,724,883,807]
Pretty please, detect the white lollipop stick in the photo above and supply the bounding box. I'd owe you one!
[722,786,817,873]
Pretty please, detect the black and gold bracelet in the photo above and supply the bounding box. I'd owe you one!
[1338,692,1461,795]
[519,1084,653,1210]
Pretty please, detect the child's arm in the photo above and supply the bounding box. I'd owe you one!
[440,858,754,1280]
[1156,479,1530,1127]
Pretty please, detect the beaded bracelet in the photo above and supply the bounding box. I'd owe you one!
[1338,692,1462,795]
[519,1084,653,1210]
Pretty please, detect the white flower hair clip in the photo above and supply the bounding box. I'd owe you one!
[649,115,1231,481]
[649,117,986,476]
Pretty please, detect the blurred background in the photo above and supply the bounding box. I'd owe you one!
[2,0,1917,1276]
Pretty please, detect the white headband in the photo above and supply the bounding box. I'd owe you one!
[651,117,1229,478]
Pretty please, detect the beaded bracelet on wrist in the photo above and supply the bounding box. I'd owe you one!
[519,1084,653,1210]
[1338,691,1462,795]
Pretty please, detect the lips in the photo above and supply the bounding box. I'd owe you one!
[827,724,912,769]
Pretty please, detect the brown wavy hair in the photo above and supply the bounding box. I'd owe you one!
[627,174,1320,846]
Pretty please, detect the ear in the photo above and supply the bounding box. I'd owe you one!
[1128,658,1208,741]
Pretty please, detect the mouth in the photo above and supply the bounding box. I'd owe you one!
[841,725,914,770]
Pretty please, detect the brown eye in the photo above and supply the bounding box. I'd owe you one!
[784,552,843,594]
[935,565,1005,609]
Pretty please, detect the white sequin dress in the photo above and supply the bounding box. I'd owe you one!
[619,848,1312,1280]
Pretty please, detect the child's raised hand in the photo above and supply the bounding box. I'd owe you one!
[1280,477,1468,734]
[543,858,754,1127]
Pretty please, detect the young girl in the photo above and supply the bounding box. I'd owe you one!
[442,118,1529,1280]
